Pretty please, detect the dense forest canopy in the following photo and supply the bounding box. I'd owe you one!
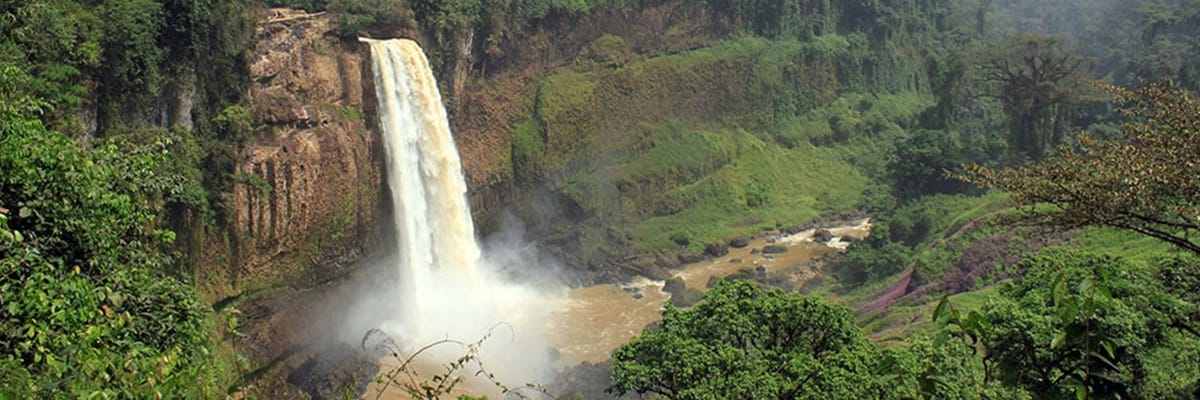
[2,0,1200,398]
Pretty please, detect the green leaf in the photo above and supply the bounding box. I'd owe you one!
[933,295,955,323]
[1051,331,1068,349]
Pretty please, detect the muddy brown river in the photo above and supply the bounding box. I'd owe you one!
[547,219,871,365]
[369,219,871,398]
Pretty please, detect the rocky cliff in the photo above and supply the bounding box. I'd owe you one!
[197,10,395,397]
[201,9,386,302]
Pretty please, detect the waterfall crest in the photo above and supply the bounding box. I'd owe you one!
[363,38,483,338]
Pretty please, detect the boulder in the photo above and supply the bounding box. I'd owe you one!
[677,251,705,264]
[762,245,788,254]
[287,343,378,400]
[670,288,705,308]
[662,277,686,299]
[623,255,672,281]
[727,237,751,248]
[658,252,682,268]
[813,229,835,242]
[664,277,703,307]
[704,242,729,258]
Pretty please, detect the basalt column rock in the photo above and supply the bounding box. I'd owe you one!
[221,9,386,294]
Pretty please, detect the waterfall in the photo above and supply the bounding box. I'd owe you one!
[363,38,483,338]
[359,39,557,390]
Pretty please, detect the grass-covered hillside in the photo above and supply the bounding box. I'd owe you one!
[498,30,938,262]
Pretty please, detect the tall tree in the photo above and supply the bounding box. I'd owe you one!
[958,82,1200,255]
[982,33,1088,159]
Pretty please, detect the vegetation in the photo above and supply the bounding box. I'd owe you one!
[1,0,250,396]
[4,0,1200,397]
[960,82,1200,255]
[0,91,233,397]
[981,33,1089,160]
[612,280,888,399]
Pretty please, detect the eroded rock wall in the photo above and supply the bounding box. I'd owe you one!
[203,10,386,301]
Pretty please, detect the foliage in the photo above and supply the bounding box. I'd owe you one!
[877,332,1020,399]
[838,193,1008,289]
[889,129,971,201]
[362,326,548,399]
[329,0,411,37]
[263,0,329,12]
[959,82,1200,255]
[97,0,164,99]
[0,105,229,397]
[937,248,1200,398]
[840,241,912,286]
[611,280,889,399]
[981,33,1089,160]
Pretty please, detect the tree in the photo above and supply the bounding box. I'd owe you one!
[958,82,1200,255]
[982,33,1088,159]
[610,280,889,399]
[966,249,1199,398]
[889,129,970,201]
[0,88,229,397]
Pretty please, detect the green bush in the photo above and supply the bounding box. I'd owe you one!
[612,280,889,399]
[0,104,229,397]
[329,0,410,36]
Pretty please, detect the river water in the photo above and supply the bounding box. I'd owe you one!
[546,219,872,365]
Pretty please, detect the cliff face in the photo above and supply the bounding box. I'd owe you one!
[202,4,737,291]
[201,10,386,301]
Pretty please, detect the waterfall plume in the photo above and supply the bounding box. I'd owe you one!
[360,38,559,393]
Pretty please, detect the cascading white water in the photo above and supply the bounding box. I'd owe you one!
[361,39,557,390]
[363,38,484,338]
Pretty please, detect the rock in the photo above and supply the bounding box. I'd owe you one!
[704,242,729,257]
[632,292,644,300]
[723,267,757,283]
[671,288,705,308]
[729,258,743,264]
[782,225,803,235]
[624,254,672,281]
[663,278,703,307]
[813,229,835,242]
[750,248,761,255]
[670,232,690,247]
[677,251,705,264]
[550,361,642,400]
[727,237,751,248]
[662,277,687,299]
[655,252,682,269]
[218,11,384,300]
[287,344,378,400]
[762,245,788,254]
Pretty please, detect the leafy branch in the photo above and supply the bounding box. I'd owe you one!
[360,323,552,400]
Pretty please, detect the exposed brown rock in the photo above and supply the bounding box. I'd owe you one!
[207,11,385,300]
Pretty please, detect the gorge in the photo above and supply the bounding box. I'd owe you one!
[3,0,1200,398]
